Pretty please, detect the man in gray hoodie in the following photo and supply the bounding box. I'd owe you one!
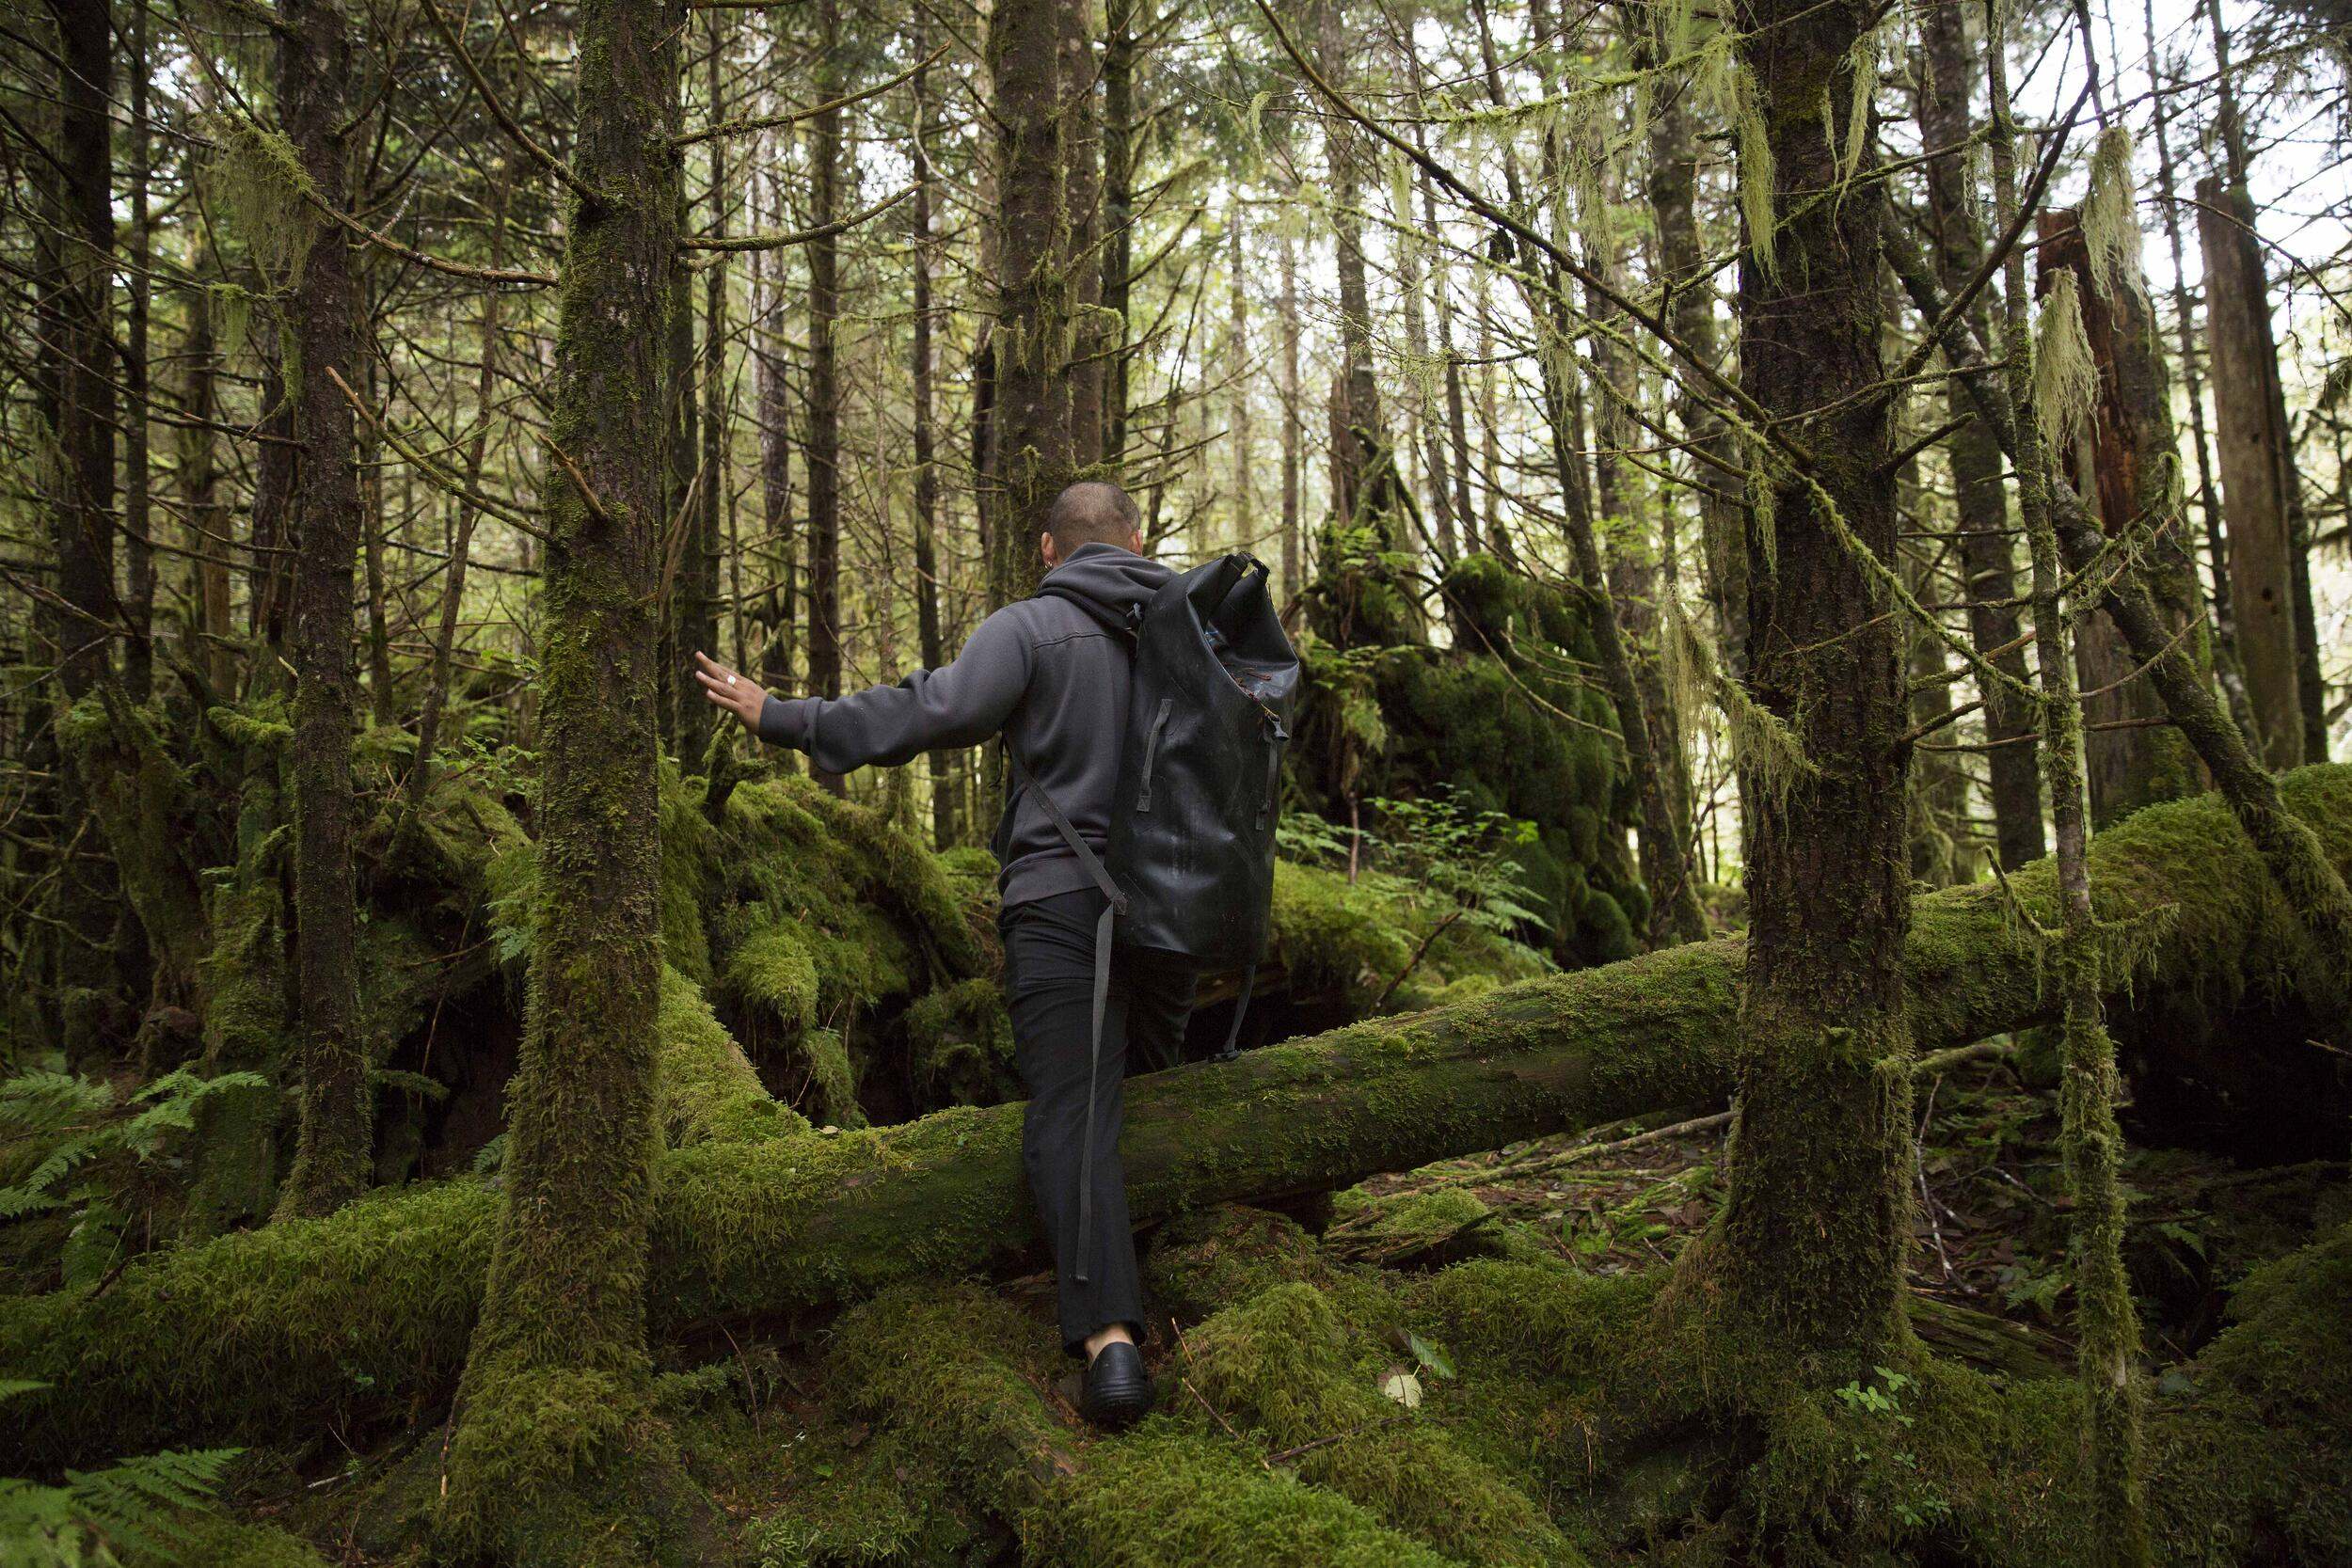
[695,480,1178,1429]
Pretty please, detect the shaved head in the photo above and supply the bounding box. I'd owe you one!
[1044,481,1142,553]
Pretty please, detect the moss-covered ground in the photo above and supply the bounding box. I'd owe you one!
[115,1047,2347,1568]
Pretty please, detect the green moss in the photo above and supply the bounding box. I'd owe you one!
[1172,1280,1576,1563]
[1269,860,1548,1015]
[657,963,809,1145]
[726,923,820,1031]
[149,1517,334,1568]
[1327,1186,1520,1269]
[902,978,1019,1108]
[1292,554,1650,969]
[1035,1431,1461,1567]
[1144,1204,1329,1319]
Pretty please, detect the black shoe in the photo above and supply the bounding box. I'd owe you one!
[1080,1340,1152,1431]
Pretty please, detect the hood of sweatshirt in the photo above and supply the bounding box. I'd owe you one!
[1037,541,1173,621]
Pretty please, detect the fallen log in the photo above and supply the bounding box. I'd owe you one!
[5,766,2347,1465]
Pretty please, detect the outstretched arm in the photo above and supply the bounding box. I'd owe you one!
[694,609,1030,773]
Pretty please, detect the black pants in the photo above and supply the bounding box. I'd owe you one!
[999,886,1199,1358]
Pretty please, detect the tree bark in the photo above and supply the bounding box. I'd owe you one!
[1100,0,1136,466]
[2198,176,2306,769]
[753,164,797,695]
[41,0,120,1065]
[406,176,511,816]
[438,0,680,1544]
[910,38,957,847]
[274,0,373,1222]
[2037,210,2206,826]
[1685,0,1911,1368]
[983,0,1102,607]
[9,766,2349,1468]
[804,0,846,794]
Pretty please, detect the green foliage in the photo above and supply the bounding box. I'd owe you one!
[0,1069,269,1286]
[0,1386,239,1568]
[1294,553,1651,968]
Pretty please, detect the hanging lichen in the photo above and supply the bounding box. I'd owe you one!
[2082,126,2145,303]
[2033,269,2099,462]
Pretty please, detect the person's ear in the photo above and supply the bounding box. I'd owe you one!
[1039,529,1058,569]
[1125,527,1145,555]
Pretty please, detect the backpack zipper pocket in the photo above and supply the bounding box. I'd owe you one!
[1256,717,1287,830]
[1135,697,1174,813]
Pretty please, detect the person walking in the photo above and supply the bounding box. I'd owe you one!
[694,479,1181,1430]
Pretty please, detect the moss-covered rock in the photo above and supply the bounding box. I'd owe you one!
[1292,554,1649,968]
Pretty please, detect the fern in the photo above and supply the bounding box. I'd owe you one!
[2,1068,269,1215]
[0,1388,241,1568]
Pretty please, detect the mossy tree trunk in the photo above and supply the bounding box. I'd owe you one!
[41,0,121,1066]
[804,0,846,795]
[1674,0,1912,1368]
[2037,208,2205,827]
[982,0,1101,608]
[910,35,957,847]
[274,0,373,1222]
[438,0,683,1548]
[1643,40,1746,679]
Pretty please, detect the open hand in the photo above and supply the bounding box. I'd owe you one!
[693,650,766,733]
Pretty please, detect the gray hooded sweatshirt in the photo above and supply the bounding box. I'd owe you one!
[756,542,1172,908]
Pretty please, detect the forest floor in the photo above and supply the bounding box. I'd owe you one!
[205,1046,2346,1568]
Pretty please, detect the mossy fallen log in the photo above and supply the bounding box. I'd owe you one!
[5,766,2347,1466]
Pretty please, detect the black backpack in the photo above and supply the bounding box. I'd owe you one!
[1016,553,1300,1281]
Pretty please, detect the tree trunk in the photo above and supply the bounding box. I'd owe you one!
[358,331,399,729]
[10,765,2349,1468]
[1279,221,1302,597]
[274,0,372,1223]
[1683,0,1911,1368]
[983,0,1101,607]
[2147,8,2255,742]
[677,20,729,768]
[1100,0,1136,466]
[2198,175,2306,769]
[2037,209,2207,826]
[753,165,797,695]
[2000,92,2154,1561]
[181,244,235,696]
[123,11,153,703]
[42,0,120,1066]
[911,39,957,847]
[1228,205,1252,554]
[1317,0,1391,539]
[438,0,681,1548]
[1643,43,1746,679]
[804,0,846,794]
[1917,0,2042,867]
[406,177,510,816]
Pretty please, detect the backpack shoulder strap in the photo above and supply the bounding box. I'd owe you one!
[1004,748,1127,918]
